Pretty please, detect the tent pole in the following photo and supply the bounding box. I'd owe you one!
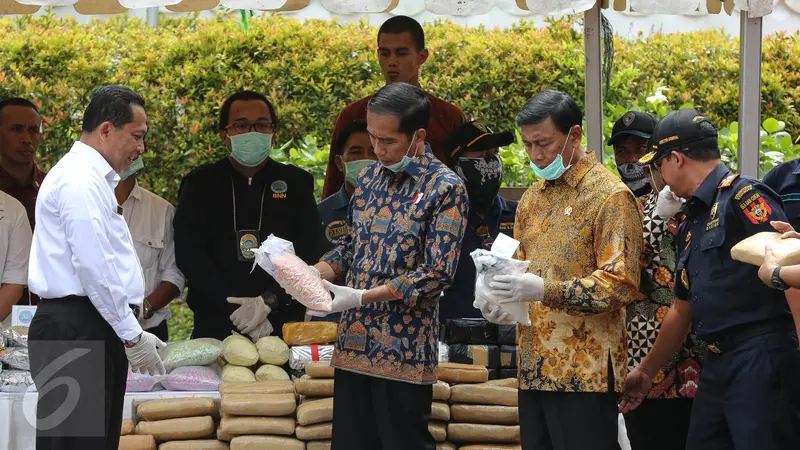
[584,1,603,162]
[147,7,159,28]
[738,11,762,178]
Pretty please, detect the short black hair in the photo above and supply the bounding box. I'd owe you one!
[516,89,582,135]
[218,91,277,132]
[367,83,430,135]
[82,85,145,133]
[378,16,425,51]
[0,98,39,119]
[334,120,369,157]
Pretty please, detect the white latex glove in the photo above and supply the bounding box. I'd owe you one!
[246,317,274,341]
[490,273,544,304]
[227,296,271,335]
[479,302,516,325]
[125,331,166,376]
[308,280,364,317]
[654,185,685,219]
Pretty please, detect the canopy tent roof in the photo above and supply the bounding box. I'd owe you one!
[0,0,778,17]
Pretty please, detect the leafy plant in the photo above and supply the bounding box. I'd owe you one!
[719,118,800,176]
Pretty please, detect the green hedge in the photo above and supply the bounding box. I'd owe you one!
[2,13,800,205]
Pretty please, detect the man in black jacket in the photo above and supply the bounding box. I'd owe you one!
[174,91,321,340]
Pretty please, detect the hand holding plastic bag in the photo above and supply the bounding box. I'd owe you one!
[471,249,532,326]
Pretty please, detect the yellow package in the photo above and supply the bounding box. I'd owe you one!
[282,322,338,346]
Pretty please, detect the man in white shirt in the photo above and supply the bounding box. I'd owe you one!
[0,190,31,325]
[27,85,165,450]
[115,156,185,341]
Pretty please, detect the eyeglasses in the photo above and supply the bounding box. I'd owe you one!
[225,121,276,135]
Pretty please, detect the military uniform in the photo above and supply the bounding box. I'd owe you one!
[640,109,800,450]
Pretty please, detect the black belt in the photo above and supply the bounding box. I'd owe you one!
[704,320,794,354]
[43,295,140,316]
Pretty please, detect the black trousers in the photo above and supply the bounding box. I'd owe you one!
[519,363,620,450]
[624,398,693,450]
[687,331,800,450]
[331,369,435,450]
[28,296,128,450]
[145,320,168,342]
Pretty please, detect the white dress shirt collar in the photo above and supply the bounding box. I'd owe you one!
[71,141,121,187]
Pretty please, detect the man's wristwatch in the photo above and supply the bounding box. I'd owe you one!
[123,333,142,348]
[142,299,154,320]
[772,266,790,291]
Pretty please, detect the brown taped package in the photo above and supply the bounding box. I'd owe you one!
[307,441,331,450]
[119,435,156,450]
[450,404,519,425]
[137,397,218,421]
[432,380,451,401]
[295,377,334,397]
[487,378,518,389]
[121,419,134,436]
[296,397,334,426]
[450,383,518,406]
[437,362,488,384]
[219,380,295,396]
[447,423,521,443]
[431,402,450,421]
[305,361,335,379]
[429,421,447,442]
[135,416,215,441]
[731,231,800,266]
[230,436,305,450]
[282,322,338,345]
[158,440,230,450]
[458,446,521,450]
[220,417,296,436]
[436,443,456,450]
[295,422,332,440]
[221,393,297,417]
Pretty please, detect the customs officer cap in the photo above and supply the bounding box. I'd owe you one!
[638,108,718,165]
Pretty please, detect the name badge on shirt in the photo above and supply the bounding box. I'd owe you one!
[237,230,260,262]
[116,205,123,215]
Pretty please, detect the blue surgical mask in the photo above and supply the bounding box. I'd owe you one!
[530,128,575,181]
[119,156,144,180]
[344,159,375,187]
[230,132,272,167]
[382,133,417,173]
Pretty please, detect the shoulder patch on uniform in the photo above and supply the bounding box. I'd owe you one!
[740,192,773,224]
[718,173,739,189]
[733,184,753,200]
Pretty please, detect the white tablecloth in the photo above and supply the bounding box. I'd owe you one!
[0,390,220,450]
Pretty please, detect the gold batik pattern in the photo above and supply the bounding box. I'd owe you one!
[514,153,643,393]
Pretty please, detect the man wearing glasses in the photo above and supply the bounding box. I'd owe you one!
[174,91,321,341]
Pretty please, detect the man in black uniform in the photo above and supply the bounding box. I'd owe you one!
[439,121,517,321]
[174,91,321,340]
[619,108,800,449]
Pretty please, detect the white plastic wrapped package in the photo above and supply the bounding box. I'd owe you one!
[161,365,221,391]
[126,368,161,392]
[289,345,334,371]
[439,342,450,363]
[159,338,223,371]
[1,347,29,370]
[1,326,28,348]
[253,235,332,313]
[0,370,33,391]
[471,249,532,326]
[256,336,291,365]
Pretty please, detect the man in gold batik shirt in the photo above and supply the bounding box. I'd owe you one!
[485,90,643,450]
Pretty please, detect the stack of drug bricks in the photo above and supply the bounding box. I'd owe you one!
[437,362,521,450]
[294,361,335,450]
[443,318,517,380]
[118,397,225,450]
[218,380,305,450]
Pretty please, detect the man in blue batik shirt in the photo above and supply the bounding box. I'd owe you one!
[306,83,468,450]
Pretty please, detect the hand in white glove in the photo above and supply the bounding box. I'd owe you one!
[246,317,274,341]
[227,296,271,335]
[125,331,166,376]
[307,280,364,317]
[654,185,684,219]
[490,273,544,304]
[479,302,516,325]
